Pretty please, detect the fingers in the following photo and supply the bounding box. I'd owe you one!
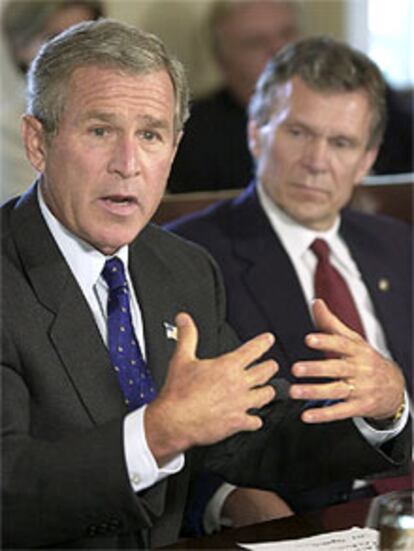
[304,330,364,360]
[292,358,353,380]
[241,383,278,432]
[173,312,198,363]
[290,379,354,402]
[242,414,264,432]
[247,359,279,388]
[226,332,275,369]
[301,400,357,423]
[251,384,277,409]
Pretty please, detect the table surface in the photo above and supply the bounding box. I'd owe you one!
[160,497,373,549]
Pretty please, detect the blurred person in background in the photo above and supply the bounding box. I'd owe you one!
[0,0,104,203]
[168,0,300,193]
[168,0,412,194]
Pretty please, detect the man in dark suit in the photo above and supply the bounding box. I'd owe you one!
[1,22,410,548]
[168,36,412,526]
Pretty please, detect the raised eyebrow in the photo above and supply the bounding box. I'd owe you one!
[79,111,117,124]
[140,115,170,130]
[78,112,171,131]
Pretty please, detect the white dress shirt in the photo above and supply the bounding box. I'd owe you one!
[256,181,408,445]
[37,185,184,493]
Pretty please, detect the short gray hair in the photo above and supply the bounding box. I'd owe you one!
[26,18,190,138]
[248,35,387,149]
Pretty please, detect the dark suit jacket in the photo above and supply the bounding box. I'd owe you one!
[167,181,413,510]
[1,184,410,548]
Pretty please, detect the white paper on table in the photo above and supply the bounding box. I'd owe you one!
[238,527,379,550]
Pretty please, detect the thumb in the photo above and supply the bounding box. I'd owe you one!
[312,299,356,338]
[173,312,199,363]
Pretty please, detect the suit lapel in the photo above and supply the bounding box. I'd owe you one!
[128,227,182,392]
[229,186,317,367]
[340,212,410,370]
[127,227,191,519]
[10,185,126,424]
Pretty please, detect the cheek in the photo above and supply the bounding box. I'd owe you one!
[262,140,290,177]
[143,158,171,197]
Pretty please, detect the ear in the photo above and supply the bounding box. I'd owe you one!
[247,119,262,160]
[21,115,47,173]
[354,146,379,187]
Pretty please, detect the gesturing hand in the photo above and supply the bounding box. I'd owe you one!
[145,312,278,465]
[289,299,405,424]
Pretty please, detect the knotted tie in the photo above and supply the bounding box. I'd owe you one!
[102,257,156,410]
[311,238,365,337]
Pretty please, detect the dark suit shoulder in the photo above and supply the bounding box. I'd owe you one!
[141,221,223,267]
[165,198,233,243]
[134,223,229,302]
[1,195,20,242]
[341,207,411,253]
[343,206,411,232]
[165,184,264,261]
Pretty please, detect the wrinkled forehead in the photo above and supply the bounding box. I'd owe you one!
[60,65,176,124]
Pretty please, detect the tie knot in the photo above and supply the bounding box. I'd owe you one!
[311,238,330,261]
[102,257,127,291]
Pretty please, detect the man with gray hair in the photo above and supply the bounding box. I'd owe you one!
[169,35,412,523]
[1,22,410,548]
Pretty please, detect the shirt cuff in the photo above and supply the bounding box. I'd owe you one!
[123,405,184,493]
[203,482,237,534]
[353,391,410,447]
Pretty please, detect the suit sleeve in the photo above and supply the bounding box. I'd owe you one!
[203,392,411,494]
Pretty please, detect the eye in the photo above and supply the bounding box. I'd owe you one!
[140,129,162,142]
[287,125,304,137]
[90,127,110,137]
[332,137,352,149]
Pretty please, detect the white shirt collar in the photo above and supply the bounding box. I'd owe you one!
[37,184,129,291]
[257,180,340,255]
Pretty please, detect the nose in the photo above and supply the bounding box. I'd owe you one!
[302,138,329,174]
[108,136,140,179]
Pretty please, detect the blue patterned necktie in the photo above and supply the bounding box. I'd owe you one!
[102,257,156,410]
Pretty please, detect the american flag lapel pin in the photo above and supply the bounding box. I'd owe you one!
[163,321,178,341]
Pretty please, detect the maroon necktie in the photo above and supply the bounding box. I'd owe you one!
[312,239,412,495]
[311,238,365,337]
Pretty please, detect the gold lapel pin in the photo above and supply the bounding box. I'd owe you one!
[378,278,390,292]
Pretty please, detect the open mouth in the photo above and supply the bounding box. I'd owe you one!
[104,195,137,204]
[100,195,139,215]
